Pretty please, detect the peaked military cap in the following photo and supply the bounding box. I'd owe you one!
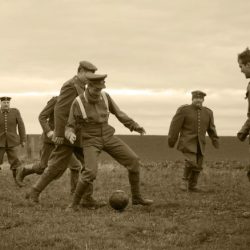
[79,61,97,72]
[0,96,11,101]
[191,90,206,99]
[86,72,107,88]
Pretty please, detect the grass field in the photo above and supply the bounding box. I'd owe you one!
[0,159,250,250]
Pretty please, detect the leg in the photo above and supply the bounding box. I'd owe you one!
[67,146,100,211]
[0,147,5,168]
[68,154,80,194]
[26,145,74,203]
[16,143,54,185]
[104,136,153,205]
[6,147,22,186]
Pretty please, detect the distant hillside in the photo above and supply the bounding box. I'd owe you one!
[101,135,249,162]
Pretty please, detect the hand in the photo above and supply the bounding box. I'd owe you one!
[237,132,248,142]
[67,132,76,144]
[135,126,146,135]
[21,142,25,147]
[53,136,64,145]
[47,131,54,139]
[212,140,219,149]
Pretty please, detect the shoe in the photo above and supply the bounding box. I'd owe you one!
[25,188,40,203]
[188,187,202,192]
[15,167,26,187]
[132,196,153,206]
[81,197,107,209]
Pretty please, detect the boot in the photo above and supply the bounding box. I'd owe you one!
[128,171,153,206]
[80,184,107,209]
[16,165,37,187]
[25,173,54,203]
[247,170,250,182]
[66,181,90,212]
[12,169,20,187]
[70,169,79,195]
[180,166,192,191]
[188,171,200,192]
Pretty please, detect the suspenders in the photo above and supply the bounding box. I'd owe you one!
[75,91,109,119]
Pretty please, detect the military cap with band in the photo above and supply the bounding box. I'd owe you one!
[79,61,98,72]
[0,97,11,101]
[85,72,107,88]
[191,90,206,99]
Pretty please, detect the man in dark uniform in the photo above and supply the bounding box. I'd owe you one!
[26,61,105,208]
[0,97,26,185]
[16,96,81,194]
[168,91,219,192]
[65,72,153,211]
[237,47,250,181]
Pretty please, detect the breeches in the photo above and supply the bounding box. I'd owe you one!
[79,135,140,184]
[0,146,21,170]
[183,144,203,172]
[43,144,84,180]
[33,142,81,174]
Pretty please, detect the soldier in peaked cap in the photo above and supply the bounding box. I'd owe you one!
[0,97,26,186]
[65,72,153,211]
[26,61,106,209]
[168,90,219,192]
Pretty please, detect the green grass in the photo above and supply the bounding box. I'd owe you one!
[0,160,250,250]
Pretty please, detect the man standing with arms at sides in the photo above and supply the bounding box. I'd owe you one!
[26,61,105,209]
[0,97,26,186]
[237,47,250,181]
[16,96,81,194]
[65,72,153,211]
[168,91,219,192]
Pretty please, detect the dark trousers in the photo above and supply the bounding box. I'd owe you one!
[0,146,21,170]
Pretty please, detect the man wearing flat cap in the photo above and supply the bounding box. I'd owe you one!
[65,72,153,211]
[26,61,105,208]
[168,90,219,192]
[0,97,26,185]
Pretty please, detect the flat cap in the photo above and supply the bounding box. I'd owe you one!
[191,90,206,99]
[79,61,97,72]
[0,96,11,101]
[86,72,107,88]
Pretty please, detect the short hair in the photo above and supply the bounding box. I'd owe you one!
[238,47,250,65]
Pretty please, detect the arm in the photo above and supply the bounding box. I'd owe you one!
[167,107,185,148]
[65,100,78,144]
[38,97,57,137]
[207,110,219,148]
[107,93,145,134]
[16,109,26,145]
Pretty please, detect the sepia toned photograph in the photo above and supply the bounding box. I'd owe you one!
[0,0,250,249]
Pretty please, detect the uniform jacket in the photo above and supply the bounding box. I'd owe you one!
[65,91,140,146]
[54,75,86,139]
[245,82,250,118]
[168,104,219,155]
[0,108,26,147]
[38,96,57,144]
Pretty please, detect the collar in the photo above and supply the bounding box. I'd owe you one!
[1,108,10,113]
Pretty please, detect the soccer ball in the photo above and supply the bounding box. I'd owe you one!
[109,190,129,211]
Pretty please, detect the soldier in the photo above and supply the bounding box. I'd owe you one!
[0,97,26,186]
[168,91,219,192]
[26,61,105,209]
[16,96,81,194]
[237,47,250,180]
[65,72,153,211]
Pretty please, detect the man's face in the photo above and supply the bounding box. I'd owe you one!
[192,97,204,108]
[238,59,250,79]
[1,101,10,109]
[88,82,105,98]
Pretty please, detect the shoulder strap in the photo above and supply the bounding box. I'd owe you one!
[76,96,87,119]
[101,91,109,111]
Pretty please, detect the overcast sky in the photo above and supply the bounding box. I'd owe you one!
[1,0,250,135]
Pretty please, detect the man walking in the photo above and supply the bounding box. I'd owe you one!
[168,91,219,192]
[26,61,104,208]
[0,97,26,186]
[16,96,80,194]
[65,72,153,211]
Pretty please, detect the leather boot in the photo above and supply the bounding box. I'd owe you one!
[70,169,79,195]
[25,173,54,203]
[180,166,192,191]
[16,165,38,186]
[247,170,250,182]
[128,171,153,206]
[188,171,200,192]
[66,181,90,212]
